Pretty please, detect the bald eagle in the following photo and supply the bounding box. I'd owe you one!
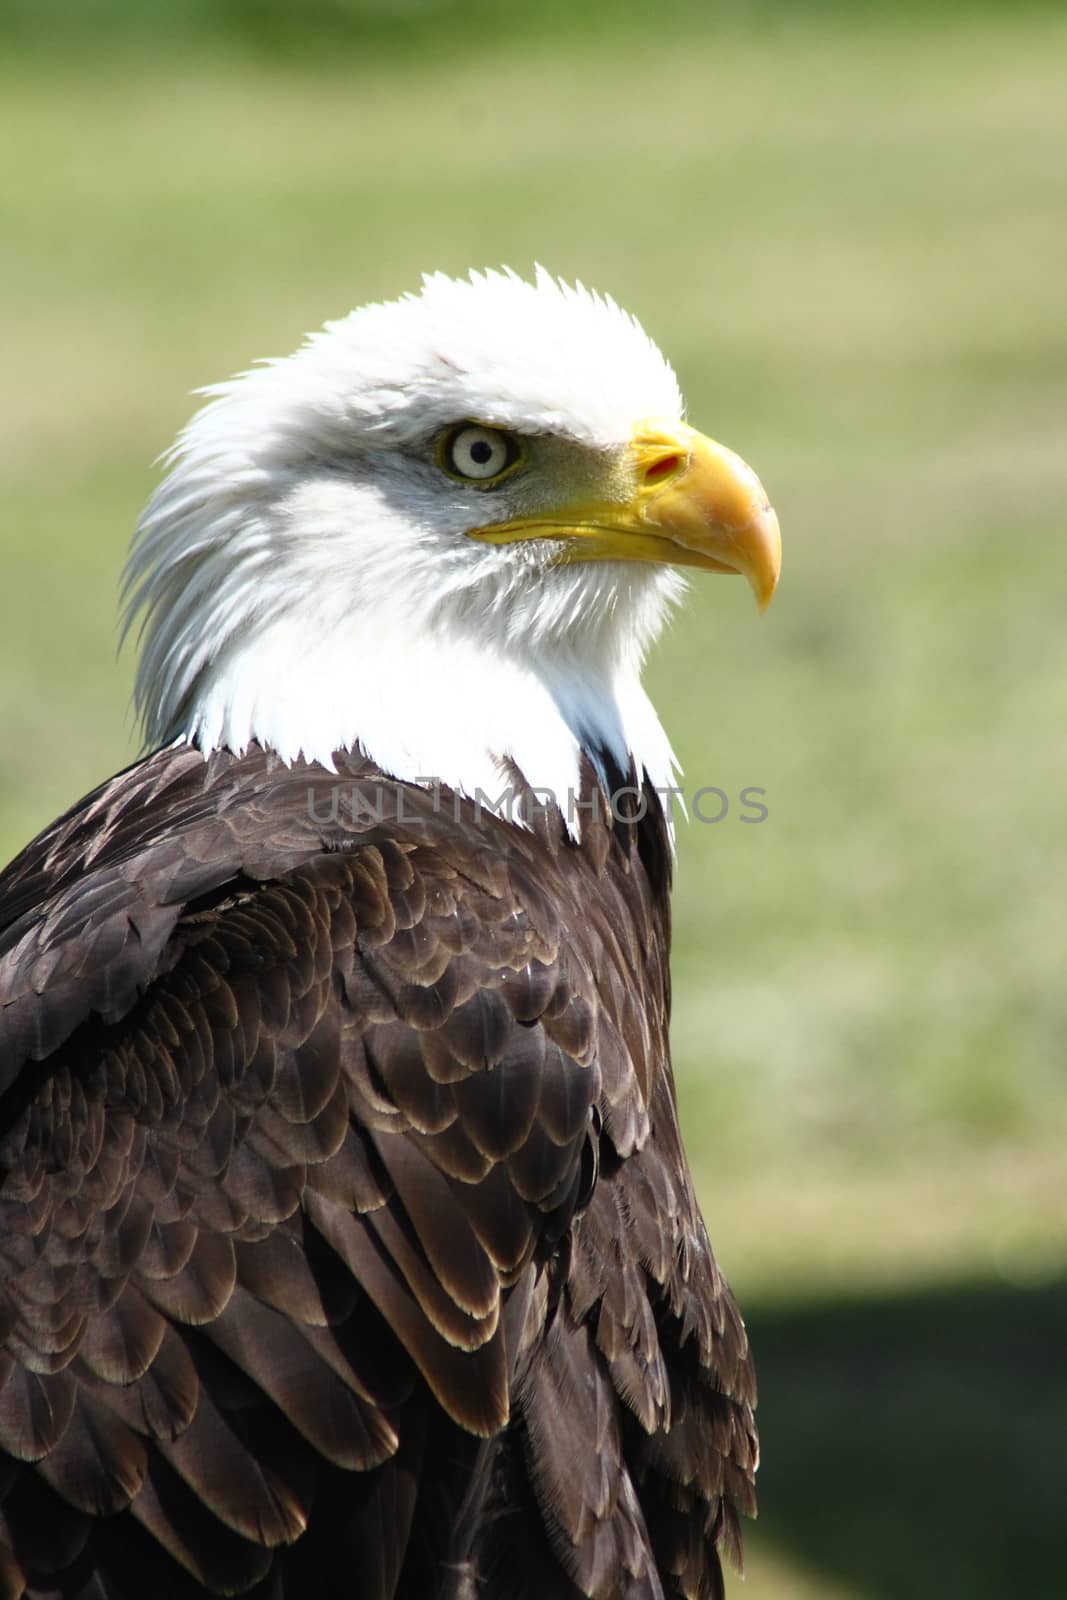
[0,270,779,1600]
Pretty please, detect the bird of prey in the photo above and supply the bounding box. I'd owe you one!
[0,268,780,1600]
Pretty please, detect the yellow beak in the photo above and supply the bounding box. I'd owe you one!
[468,418,781,611]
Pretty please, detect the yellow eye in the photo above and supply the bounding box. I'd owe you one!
[439,423,522,486]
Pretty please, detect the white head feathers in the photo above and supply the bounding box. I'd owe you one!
[123,268,688,822]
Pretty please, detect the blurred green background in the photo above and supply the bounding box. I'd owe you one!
[1,3,1065,1595]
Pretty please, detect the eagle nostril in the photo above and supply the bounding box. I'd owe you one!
[644,453,682,486]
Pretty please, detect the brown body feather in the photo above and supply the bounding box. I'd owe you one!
[0,745,756,1599]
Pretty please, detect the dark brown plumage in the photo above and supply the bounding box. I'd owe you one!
[0,743,756,1598]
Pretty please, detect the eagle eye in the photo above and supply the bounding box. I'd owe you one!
[438,423,522,486]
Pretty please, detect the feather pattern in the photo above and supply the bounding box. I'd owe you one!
[0,745,756,1597]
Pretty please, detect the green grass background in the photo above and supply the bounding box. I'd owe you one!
[1,4,1065,1594]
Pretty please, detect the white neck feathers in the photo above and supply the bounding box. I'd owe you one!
[166,588,679,832]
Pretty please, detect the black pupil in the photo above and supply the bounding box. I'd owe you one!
[469,438,494,466]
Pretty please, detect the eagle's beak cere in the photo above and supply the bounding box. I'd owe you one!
[468,419,781,611]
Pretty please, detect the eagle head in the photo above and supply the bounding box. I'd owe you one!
[123,267,780,817]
